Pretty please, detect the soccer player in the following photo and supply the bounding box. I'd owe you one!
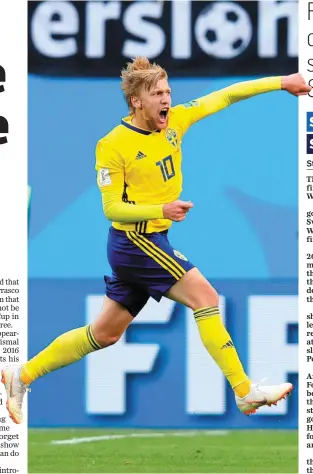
[2,58,310,424]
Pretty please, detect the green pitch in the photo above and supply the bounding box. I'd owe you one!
[28,429,298,473]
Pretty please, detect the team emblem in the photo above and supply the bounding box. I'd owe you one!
[174,249,188,261]
[166,128,178,147]
[183,100,200,108]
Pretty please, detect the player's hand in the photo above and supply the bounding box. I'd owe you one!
[282,73,312,96]
[163,200,193,222]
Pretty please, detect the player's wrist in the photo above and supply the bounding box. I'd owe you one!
[281,76,287,90]
[161,203,167,219]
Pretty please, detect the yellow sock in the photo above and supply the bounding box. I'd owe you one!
[233,379,251,398]
[20,325,101,384]
[194,306,251,397]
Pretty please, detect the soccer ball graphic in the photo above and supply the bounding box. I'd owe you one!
[195,2,252,59]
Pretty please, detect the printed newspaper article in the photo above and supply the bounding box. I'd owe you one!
[0,0,27,473]
[300,1,313,473]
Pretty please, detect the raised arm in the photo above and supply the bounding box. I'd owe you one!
[173,73,311,135]
[204,73,310,111]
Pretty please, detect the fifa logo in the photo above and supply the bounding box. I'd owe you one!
[86,294,297,418]
[166,128,178,147]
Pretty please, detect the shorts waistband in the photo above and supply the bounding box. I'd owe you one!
[110,227,168,236]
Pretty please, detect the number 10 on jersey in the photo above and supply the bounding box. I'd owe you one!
[156,156,175,182]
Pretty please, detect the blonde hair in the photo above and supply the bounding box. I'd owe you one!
[121,57,168,114]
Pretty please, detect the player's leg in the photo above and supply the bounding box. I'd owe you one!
[126,233,249,395]
[1,296,133,424]
[165,267,250,395]
[122,232,249,391]
[166,267,293,414]
[111,229,293,415]
[2,276,149,424]
[21,296,133,385]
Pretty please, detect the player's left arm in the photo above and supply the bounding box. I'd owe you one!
[174,73,311,135]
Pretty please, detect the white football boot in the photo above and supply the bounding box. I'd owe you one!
[235,380,293,415]
[1,366,30,424]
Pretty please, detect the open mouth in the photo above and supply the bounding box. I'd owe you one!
[159,108,169,123]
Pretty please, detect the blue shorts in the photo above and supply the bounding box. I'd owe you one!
[105,227,194,316]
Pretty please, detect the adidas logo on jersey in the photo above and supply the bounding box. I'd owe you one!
[135,151,146,160]
[221,340,234,349]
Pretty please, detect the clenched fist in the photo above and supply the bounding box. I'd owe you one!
[282,73,312,96]
[163,200,193,222]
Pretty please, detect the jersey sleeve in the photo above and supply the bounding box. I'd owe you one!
[172,76,282,135]
[95,139,164,222]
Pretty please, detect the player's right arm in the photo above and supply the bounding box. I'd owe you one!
[96,140,165,222]
[96,140,193,223]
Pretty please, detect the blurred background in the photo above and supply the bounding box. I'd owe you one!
[28,0,298,431]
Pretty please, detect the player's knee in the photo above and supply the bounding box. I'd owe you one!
[210,287,219,307]
[104,334,121,346]
[96,333,121,348]
[191,284,219,311]
[92,324,122,347]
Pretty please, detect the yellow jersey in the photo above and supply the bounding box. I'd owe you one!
[95,76,281,233]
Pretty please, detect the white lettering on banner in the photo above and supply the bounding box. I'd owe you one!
[171,0,192,59]
[258,1,298,58]
[31,1,79,57]
[122,2,165,58]
[86,296,227,415]
[30,1,298,60]
[85,2,121,58]
[85,297,174,414]
[248,296,298,415]
[186,297,226,415]
[86,295,297,417]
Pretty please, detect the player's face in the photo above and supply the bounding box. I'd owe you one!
[139,79,172,130]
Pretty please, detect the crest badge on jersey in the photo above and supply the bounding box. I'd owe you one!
[174,249,188,261]
[166,128,178,147]
[183,99,200,108]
